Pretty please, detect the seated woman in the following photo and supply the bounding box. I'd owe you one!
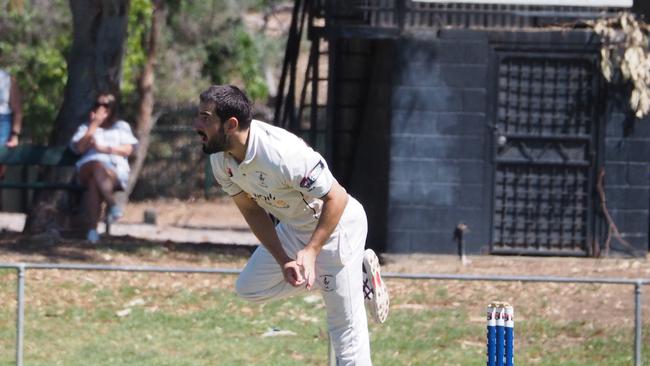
[70,93,138,243]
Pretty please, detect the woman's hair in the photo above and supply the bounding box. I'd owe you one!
[94,92,119,125]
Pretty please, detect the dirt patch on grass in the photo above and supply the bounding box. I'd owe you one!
[121,197,248,229]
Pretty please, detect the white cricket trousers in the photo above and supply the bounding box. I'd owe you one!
[236,196,372,366]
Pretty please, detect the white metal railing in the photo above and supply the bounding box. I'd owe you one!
[410,0,632,7]
[0,262,647,366]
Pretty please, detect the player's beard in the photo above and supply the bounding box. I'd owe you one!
[202,131,229,154]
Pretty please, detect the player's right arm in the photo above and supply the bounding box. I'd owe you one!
[231,193,305,287]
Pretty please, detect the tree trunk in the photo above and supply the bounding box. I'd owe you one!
[52,0,129,146]
[125,0,165,198]
[24,0,130,235]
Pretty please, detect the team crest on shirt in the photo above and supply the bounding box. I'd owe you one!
[273,199,289,208]
[300,161,325,189]
[255,170,268,187]
[250,192,290,209]
[319,274,336,292]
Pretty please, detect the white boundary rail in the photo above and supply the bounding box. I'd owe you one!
[411,0,632,7]
[0,262,647,366]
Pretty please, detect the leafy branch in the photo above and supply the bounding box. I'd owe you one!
[587,13,650,119]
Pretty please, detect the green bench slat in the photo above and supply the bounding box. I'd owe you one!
[0,145,82,192]
[0,145,79,166]
[0,182,84,190]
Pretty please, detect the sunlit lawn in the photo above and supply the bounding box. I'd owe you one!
[0,269,647,365]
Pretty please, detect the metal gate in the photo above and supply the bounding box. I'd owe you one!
[490,52,601,256]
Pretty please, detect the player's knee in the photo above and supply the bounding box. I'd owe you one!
[235,276,264,303]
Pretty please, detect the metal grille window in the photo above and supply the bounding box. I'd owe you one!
[491,54,600,255]
[322,0,625,29]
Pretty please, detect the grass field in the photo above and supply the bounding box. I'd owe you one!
[0,265,648,366]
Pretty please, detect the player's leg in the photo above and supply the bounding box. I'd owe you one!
[317,197,372,366]
[235,222,306,303]
[362,248,390,324]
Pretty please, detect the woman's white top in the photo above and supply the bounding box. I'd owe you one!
[70,120,139,185]
[0,70,11,115]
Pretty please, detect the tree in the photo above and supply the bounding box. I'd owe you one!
[125,0,165,196]
[52,0,129,146]
[24,0,130,233]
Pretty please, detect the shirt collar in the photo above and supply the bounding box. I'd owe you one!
[240,119,260,166]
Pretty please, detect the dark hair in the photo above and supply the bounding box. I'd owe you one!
[94,92,119,125]
[199,85,253,129]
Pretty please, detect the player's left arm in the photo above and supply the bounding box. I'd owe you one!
[297,181,348,289]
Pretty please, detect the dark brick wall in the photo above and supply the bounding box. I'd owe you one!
[341,40,393,253]
[386,29,650,255]
[634,0,650,21]
[601,111,650,254]
[388,34,491,253]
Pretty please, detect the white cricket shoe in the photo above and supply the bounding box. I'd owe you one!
[362,248,389,324]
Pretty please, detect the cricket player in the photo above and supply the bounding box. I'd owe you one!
[193,85,389,365]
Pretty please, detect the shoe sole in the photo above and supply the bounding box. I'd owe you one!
[106,211,123,225]
[363,248,389,324]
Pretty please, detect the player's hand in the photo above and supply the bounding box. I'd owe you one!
[282,261,305,287]
[296,246,318,290]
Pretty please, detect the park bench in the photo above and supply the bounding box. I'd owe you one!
[0,144,81,192]
[0,144,114,235]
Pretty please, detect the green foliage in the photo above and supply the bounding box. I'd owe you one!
[157,0,284,105]
[0,1,70,143]
[202,23,268,101]
[3,43,68,143]
[588,13,650,119]
[122,0,153,99]
[234,27,269,101]
[0,0,287,142]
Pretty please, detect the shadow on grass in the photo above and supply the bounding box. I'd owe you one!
[0,231,256,263]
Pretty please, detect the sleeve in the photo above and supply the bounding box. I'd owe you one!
[282,145,336,198]
[69,123,89,153]
[210,154,243,196]
[116,121,139,145]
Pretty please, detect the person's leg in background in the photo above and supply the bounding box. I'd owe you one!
[78,161,119,243]
[0,113,13,210]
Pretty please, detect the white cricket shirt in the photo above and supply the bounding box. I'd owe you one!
[211,120,336,232]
